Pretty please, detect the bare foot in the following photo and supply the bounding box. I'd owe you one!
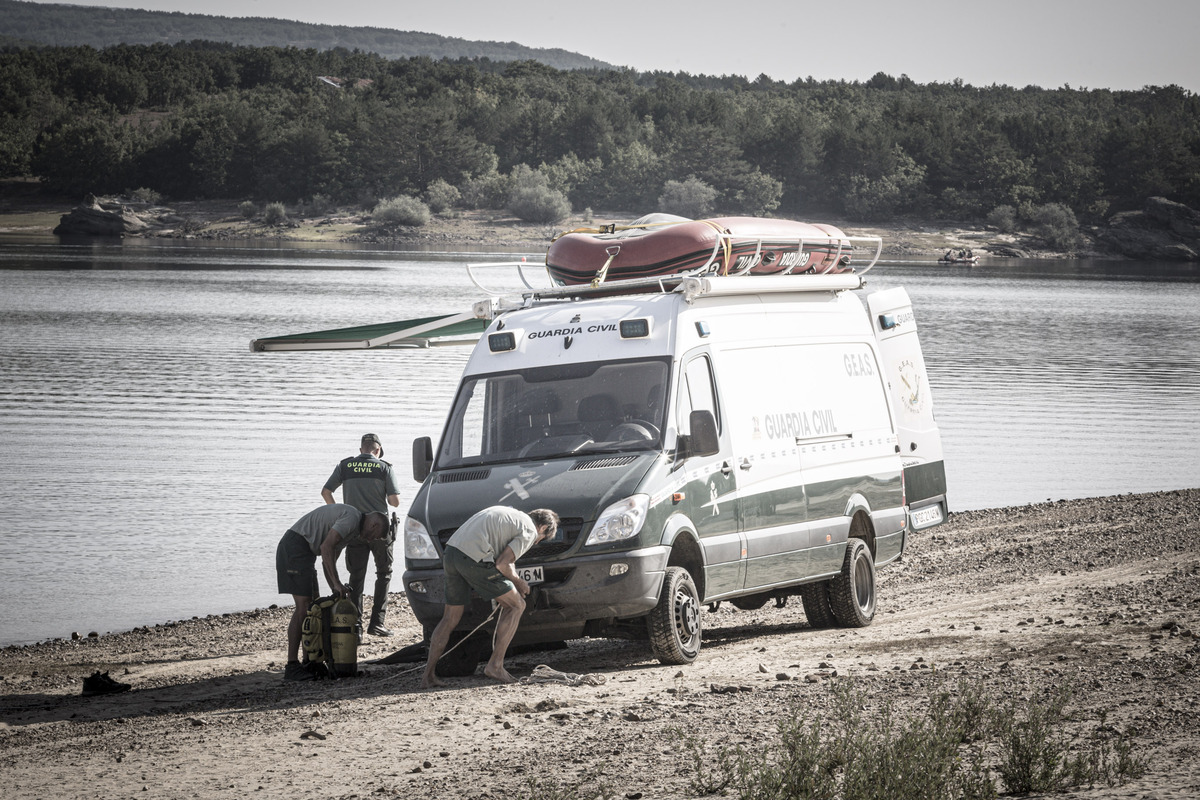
[420,672,445,689]
[483,665,517,684]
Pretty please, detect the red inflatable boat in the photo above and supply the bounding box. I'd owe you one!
[545,214,856,286]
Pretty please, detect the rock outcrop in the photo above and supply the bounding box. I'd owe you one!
[1098,197,1200,261]
[53,197,150,237]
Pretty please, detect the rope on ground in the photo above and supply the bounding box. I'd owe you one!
[374,607,498,681]
[519,664,607,687]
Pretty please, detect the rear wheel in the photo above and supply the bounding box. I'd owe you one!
[799,581,837,628]
[648,566,702,664]
[829,538,876,627]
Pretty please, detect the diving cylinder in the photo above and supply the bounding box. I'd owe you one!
[328,597,360,677]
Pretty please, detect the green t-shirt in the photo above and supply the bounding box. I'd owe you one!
[324,453,400,514]
[447,506,538,564]
[291,504,363,555]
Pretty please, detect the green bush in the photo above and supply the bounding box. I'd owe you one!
[460,168,512,210]
[373,195,431,226]
[124,187,162,205]
[425,178,461,213]
[238,201,257,219]
[733,170,783,217]
[304,193,334,215]
[678,679,1144,800]
[1031,202,1080,250]
[658,176,717,218]
[262,201,287,225]
[986,205,1017,233]
[508,184,571,223]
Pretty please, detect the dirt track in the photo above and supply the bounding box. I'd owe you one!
[2,489,1198,799]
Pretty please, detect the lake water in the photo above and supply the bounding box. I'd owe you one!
[1,236,1197,646]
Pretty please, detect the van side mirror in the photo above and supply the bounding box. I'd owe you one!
[678,410,719,459]
[412,436,433,482]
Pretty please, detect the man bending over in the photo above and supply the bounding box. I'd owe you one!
[422,506,558,688]
[275,504,388,681]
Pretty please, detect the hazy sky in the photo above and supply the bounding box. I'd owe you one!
[25,0,1200,92]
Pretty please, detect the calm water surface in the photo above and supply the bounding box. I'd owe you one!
[1,237,1197,645]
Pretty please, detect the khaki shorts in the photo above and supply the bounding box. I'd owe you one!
[443,545,514,605]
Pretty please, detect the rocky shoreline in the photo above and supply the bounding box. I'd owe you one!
[2,488,1198,799]
[5,194,1197,261]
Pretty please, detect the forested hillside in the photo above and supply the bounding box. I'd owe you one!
[0,0,611,70]
[2,41,1198,229]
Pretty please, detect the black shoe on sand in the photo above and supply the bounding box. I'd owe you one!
[283,662,317,682]
[82,671,131,696]
[367,623,393,637]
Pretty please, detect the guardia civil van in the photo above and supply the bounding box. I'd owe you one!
[251,232,948,669]
[403,274,946,668]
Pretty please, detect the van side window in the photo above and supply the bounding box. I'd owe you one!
[457,378,489,460]
[679,355,719,434]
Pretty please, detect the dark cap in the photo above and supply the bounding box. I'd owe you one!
[361,433,383,457]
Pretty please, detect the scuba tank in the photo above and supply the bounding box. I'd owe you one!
[301,595,361,678]
[327,597,359,677]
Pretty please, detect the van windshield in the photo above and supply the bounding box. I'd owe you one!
[437,358,671,468]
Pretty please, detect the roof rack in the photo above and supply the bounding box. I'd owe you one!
[469,273,867,322]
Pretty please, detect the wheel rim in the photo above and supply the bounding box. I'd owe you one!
[674,584,700,652]
[853,551,875,615]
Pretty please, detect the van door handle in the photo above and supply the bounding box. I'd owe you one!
[739,458,753,471]
[721,461,733,476]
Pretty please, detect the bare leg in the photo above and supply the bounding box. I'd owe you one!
[421,604,464,689]
[288,595,310,662]
[483,589,525,684]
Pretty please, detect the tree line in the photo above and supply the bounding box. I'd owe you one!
[2,41,1198,227]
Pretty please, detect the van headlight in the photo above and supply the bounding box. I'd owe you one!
[404,517,439,560]
[586,495,649,545]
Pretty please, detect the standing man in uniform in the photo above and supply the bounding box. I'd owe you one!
[275,503,388,681]
[322,433,401,636]
[421,506,559,689]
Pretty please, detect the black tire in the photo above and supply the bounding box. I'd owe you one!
[648,566,702,664]
[799,581,837,628]
[435,630,491,677]
[829,538,876,627]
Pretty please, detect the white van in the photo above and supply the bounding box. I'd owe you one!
[400,272,948,668]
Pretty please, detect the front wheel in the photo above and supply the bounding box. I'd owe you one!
[648,566,702,664]
[829,538,876,627]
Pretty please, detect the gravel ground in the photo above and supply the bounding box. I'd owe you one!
[2,488,1198,799]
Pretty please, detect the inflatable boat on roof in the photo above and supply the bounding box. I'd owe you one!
[545,214,874,286]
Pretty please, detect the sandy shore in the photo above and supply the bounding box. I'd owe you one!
[2,488,1198,799]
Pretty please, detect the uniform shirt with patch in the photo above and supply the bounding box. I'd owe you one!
[324,453,400,514]
[291,504,363,554]
[447,506,538,564]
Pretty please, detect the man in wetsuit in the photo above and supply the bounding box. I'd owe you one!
[321,433,401,636]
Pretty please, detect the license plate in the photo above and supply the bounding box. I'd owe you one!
[910,504,944,529]
[516,565,544,584]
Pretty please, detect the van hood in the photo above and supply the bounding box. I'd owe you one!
[416,452,658,535]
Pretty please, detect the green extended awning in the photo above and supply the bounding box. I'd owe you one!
[250,312,488,352]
